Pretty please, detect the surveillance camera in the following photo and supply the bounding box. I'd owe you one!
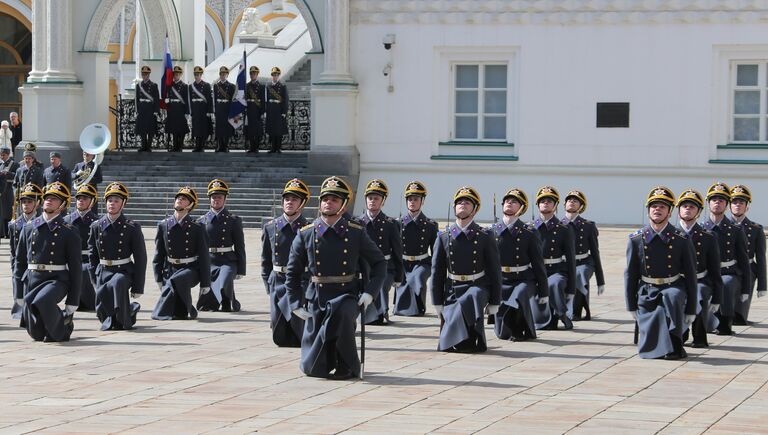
[382,34,395,50]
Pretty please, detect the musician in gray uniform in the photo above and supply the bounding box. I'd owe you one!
[245,66,264,153]
[561,190,605,321]
[490,188,548,341]
[432,186,502,353]
[701,182,751,336]
[152,186,211,320]
[262,178,310,347]
[0,146,18,237]
[189,66,213,152]
[625,186,697,360]
[358,179,404,325]
[89,182,146,330]
[13,144,44,204]
[8,182,42,319]
[14,182,81,342]
[676,189,722,348]
[285,176,386,380]
[394,181,438,317]
[72,151,103,214]
[730,184,767,325]
[196,179,245,312]
[213,66,235,153]
[265,67,289,153]
[63,184,98,311]
[166,66,190,152]
[135,65,160,152]
[530,186,576,330]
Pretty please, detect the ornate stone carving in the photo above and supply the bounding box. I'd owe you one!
[240,8,273,35]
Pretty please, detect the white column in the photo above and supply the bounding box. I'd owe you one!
[44,0,77,82]
[318,0,354,83]
[27,0,47,82]
[225,0,230,49]
[135,0,142,81]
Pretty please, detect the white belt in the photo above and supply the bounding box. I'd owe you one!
[167,99,182,103]
[268,99,281,103]
[696,270,708,279]
[721,259,737,269]
[28,263,67,272]
[544,256,565,265]
[191,98,205,102]
[575,251,591,261]
[246,99,260,103]
[641,274,681,285]
[100,257,132,266]
[167,256,198,265]
[210,246,234,253]
[274,265,307,274]
[403,253,429,261]
[139,98,152,103]
[502,264,531,273]
[384,254,391,260]
[81,250,90,256]
[448,271,486,282]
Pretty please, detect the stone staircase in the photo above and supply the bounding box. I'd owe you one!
[285,58,311,101]
[99,151,325,229]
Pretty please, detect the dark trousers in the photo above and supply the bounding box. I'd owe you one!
[193,136,205,152]
[139,134,153,151]
[269,134,282,153]
[170,134,185,152]
[216,137,230,152]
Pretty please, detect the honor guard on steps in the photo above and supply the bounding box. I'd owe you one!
[196,179,246,312]
[13,144,44,205]
[63,184,98,311]
[358,179,404,325]
[88,182,146,330]
[432,186,502,353]
[490,188,548,342]
[152,186,211,320]
[394,181,438,317]
[701,182,751,336]
[729,184,767,325]
[135,66,160,152]
[265,67,289,153]
[213,66,236,152]
[530,186,577,331]
[14,182,82,342]
[285,176,386,380]
[0,146,19,238]
[625,186,698,360]
[261,178,310,347]
[43,151,72,191]
[9,182,42,319]
[245,66,265,153]
[166,66,190,152]
[561,190,605,321]
[675,189,723,348]
[189,66,213,152]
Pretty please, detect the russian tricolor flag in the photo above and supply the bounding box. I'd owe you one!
[159,35,173,110]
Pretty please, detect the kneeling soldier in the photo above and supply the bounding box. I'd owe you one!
[625,186,697,359]
[152,186,211,320]
[197,179,245,312]
[262,178,310,347]
[9,183,42,320]
[64,184,99,311]
[89,182,147,330]
[14,182,81,341]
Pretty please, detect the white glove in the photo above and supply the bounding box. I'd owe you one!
[131,292,142,299]
[434,305,444,315]
[629,310,638,320]
[209,113,215,119]
[393,282,401,287]
[358,293,373,309]
[292,307,311,320]
[15,298,24,308]
[76,170,85,177]
[740,294,749,303]
[685,314,696,325]
[235,275,244,280]
[486,304,499,315]
[597,285,605,296]
[758,291,767,298]
[709,303,720,314]
[281,113,286,118]
[65,305,78,315]
[200,287,211,295]
[538,296,549,305]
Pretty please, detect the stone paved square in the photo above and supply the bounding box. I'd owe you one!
[1,227,767,434]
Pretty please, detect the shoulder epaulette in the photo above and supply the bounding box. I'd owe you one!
[630,229,642,238]
[300,223,314,232]
[348,221,363,230]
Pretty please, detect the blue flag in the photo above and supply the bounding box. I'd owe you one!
[228,50,247,128]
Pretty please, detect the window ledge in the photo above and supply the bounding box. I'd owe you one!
[431,155,519,161]
[717,143,768,149]
[438,141,514,147]
[709,159,768,164]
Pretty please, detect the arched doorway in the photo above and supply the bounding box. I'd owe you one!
[0,12,31,120]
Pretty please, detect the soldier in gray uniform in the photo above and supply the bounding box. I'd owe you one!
[166,66,190,152]
[265,67,289,153]
[8,182,42,319]
[701,182,751,336]
[13,144,44,207]
[625,186,697,359]
[189,66,213,152]
[490,188,548,341]
[530,186,576,330]
[245,66,264,153]
[14,182,81,342]
[262,178,310,347]
[152,186,211,320]
[43,151,72,191]
[0,146,19,238]
[88,182,146,330]
[561,190,605,321]
[676,189,723,348]
[135,65,160,152]
[285,176,386,380]
[63,184,98,311]
[729,184,767,325]
[394,181,438,317]
[432,186,501,353]
[358,179,404,325]
[213,66,235,153]
[196,179,246,312]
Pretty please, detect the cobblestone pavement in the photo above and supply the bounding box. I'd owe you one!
[0,227,766,434]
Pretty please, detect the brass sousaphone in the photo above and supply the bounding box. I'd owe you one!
[73,123,111,190]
